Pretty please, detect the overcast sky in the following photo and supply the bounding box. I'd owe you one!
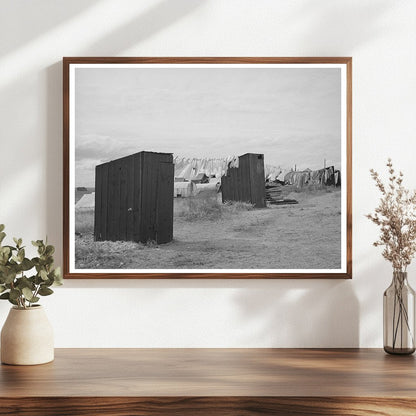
[75,66,341,187]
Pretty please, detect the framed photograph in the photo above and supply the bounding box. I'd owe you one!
[63,57,352,279]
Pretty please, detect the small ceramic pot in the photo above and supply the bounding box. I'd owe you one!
[1,305,54,365]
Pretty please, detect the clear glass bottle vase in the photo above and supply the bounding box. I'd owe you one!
[383,271,415,355]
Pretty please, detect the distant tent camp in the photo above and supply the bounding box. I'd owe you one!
[284,166,338,188]
[174,156,282,182]
[195,179,221,194]
[191,173,209,184]
[173,156,240,180]
[264,165,282,182]
[174,181,197,198]
[173,155,339,189]
[276,169,288,183]
[75,192,95,209]
[334,170,341,186]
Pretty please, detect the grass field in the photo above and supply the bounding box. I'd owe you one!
[75,187,342,270]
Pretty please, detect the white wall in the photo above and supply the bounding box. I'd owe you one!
[1,0,415,347]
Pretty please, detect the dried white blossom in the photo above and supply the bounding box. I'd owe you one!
[367,159,416,272]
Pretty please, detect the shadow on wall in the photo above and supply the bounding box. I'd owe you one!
[44,0,395,275]
[46,62,64,264]
[233,280,359,347]
[58,277,359,348]
[45,0,205,265]
[83,0,205,55]
[0,0,101,57]
[354,245,394,347]
[23,0,393,347]
[290,0,394,53]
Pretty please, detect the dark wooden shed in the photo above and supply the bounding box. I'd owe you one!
[221,153,266,208]
[94,151,174,244]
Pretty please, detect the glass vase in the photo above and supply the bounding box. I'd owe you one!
[383,271,415,355]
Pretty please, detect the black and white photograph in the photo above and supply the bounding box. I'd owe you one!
[64,58,351,278]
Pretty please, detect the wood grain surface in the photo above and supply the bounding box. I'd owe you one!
[1,349,415,415]
[1,397,416,416]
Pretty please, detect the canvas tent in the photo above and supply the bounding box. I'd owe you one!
[284,166,338,188]
[173,156,241,180]
[75,192,95,209]
[264,165,283,182]
[174,181,197,198]
[195,180,221,194]
[173,155,339,187]
[191,173,209,184]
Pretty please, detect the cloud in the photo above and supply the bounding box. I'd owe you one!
[74,66,342,185]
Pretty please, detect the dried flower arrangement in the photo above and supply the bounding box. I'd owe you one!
[367,159,416,354]
[366,159,416,272]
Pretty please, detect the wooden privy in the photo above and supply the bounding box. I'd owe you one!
[94,151,174,244]
[221,153,266,208]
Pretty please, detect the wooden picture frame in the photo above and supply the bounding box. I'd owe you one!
[63,57,352,279]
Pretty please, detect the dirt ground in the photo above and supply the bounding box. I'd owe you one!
[75,188,342,270]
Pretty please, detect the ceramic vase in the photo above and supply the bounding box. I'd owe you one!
[1,305,54,365]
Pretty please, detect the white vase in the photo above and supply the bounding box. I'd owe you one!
[1,305,54,365]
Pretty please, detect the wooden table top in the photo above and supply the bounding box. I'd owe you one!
[1,348,415,398]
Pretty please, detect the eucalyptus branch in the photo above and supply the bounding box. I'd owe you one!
[33,284,41,300]
[0,225,62,309]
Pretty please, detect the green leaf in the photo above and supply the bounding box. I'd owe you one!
[8,297,18,306]
[17,248,25,263]
[0,246,10,255]
[52,267,63,285]
[0,286,6,294]
[45,245,55,256]
[32,240,43,247]
[38,287,53,296]
[22,287,34,301]
[43,256,54,266]
[0,224,4,232]
[31,257,40,264]
[3,245,17,251]
[50,266,61,278]
[0,232,6,244]
[9,288,21,301]
[0,291,17,306]
[17,276,35,290]
[34,274,43,285]
[0,251,9,266]
[2,271,17,284]
[41,276,53,287]
[39,269,48,281]
[21,258,33,271]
